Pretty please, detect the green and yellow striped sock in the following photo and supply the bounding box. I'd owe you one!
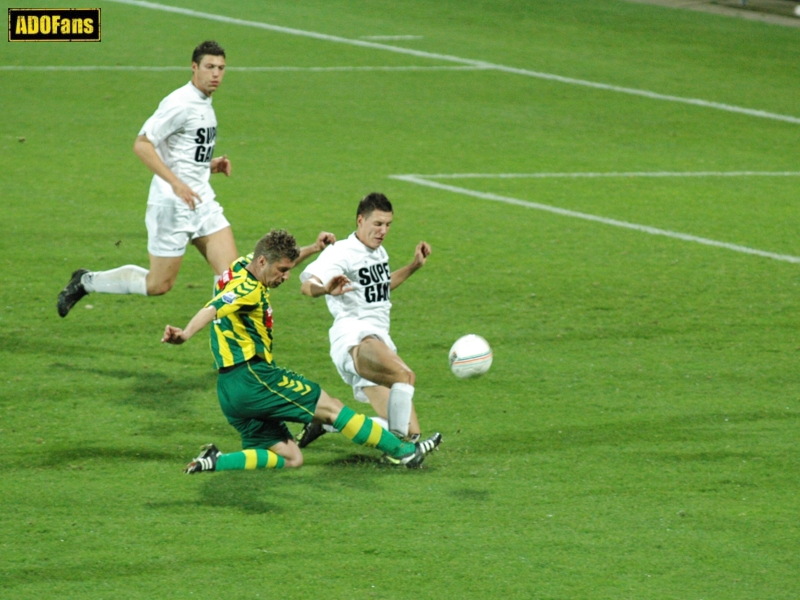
[333,406,415,459]
[216,449,285,471]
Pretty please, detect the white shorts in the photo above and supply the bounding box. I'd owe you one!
[145,200,230,257]
[330,325,396,403]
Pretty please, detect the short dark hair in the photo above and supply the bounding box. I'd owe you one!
[357,192,393,219]
[253,229,299,263]
[192,40,225,64]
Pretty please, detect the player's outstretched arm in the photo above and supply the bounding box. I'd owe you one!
[300,274,353,298]
[390,241,431,290]
[294,231,336,267]
[210,155,231,176]
[161,306,217,345]
[134,134,203,210]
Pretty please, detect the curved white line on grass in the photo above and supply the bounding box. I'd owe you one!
[104,0,800,125]
[389,174,800,264]
[1,65,490,72]
[361,35,424,40]
[415,171,800,179]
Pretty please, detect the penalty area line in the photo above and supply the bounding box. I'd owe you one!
[389,174,800,264]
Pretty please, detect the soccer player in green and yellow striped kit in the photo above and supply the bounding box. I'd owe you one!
[161,229,441,473]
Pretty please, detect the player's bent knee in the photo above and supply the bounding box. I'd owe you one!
[314,390,343,425]
[146,279,175,296]
[401,368,416,386]
[387,366,415,386]
[274,440,304,468]
[283,451,304,468]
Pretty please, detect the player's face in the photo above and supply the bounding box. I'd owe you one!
[191,54,226,96]
[256,257,294,288]
[356,210,393,249]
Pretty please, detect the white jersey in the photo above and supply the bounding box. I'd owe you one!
[139,81,218,206]
[300,232,392,343]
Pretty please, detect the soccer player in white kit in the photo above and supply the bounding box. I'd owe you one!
[297,193,432,446]
[57,41,238,317]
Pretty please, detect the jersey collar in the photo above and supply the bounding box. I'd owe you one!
[188,81,211,101]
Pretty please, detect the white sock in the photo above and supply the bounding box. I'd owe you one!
[213,275,221,296]
[82,265,148,296]
[387,382,414,438]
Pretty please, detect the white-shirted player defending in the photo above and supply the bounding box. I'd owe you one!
[57,41,238,317]
[297,193,431,446]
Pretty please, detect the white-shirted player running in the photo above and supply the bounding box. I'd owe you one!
[58,41,238,316]
[297,192,432,446]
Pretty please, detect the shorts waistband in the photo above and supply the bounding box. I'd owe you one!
[219,355,265,374]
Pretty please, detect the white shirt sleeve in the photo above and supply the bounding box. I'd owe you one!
[139,101,188,146]
[300,244,347,285]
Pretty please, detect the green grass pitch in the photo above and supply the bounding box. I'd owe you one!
[3,0,800,597]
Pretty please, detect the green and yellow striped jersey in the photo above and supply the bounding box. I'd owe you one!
[205,254,274,369]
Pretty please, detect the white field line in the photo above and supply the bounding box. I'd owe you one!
[415,171,800,179]
[0,65,489,72]
[104,0,800,125]
[361,35,424,40]
[389,174,800,264]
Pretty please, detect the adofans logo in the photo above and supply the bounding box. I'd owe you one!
[9,8,101,42]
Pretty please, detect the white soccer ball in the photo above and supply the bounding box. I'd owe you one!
[449,334,493,379]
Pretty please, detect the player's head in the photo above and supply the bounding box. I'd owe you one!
[356,193,393,250]
[250,229,300,288]
[191,40,226,96]
[357,192,393,220]
[192,40,225,64]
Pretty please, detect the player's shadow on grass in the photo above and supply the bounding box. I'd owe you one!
[162,472,312,514]
[50,362,215,414]
[450,488,490,502]
[172,455,400,514]
[196,475,287,514]
[327,453,383,468]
